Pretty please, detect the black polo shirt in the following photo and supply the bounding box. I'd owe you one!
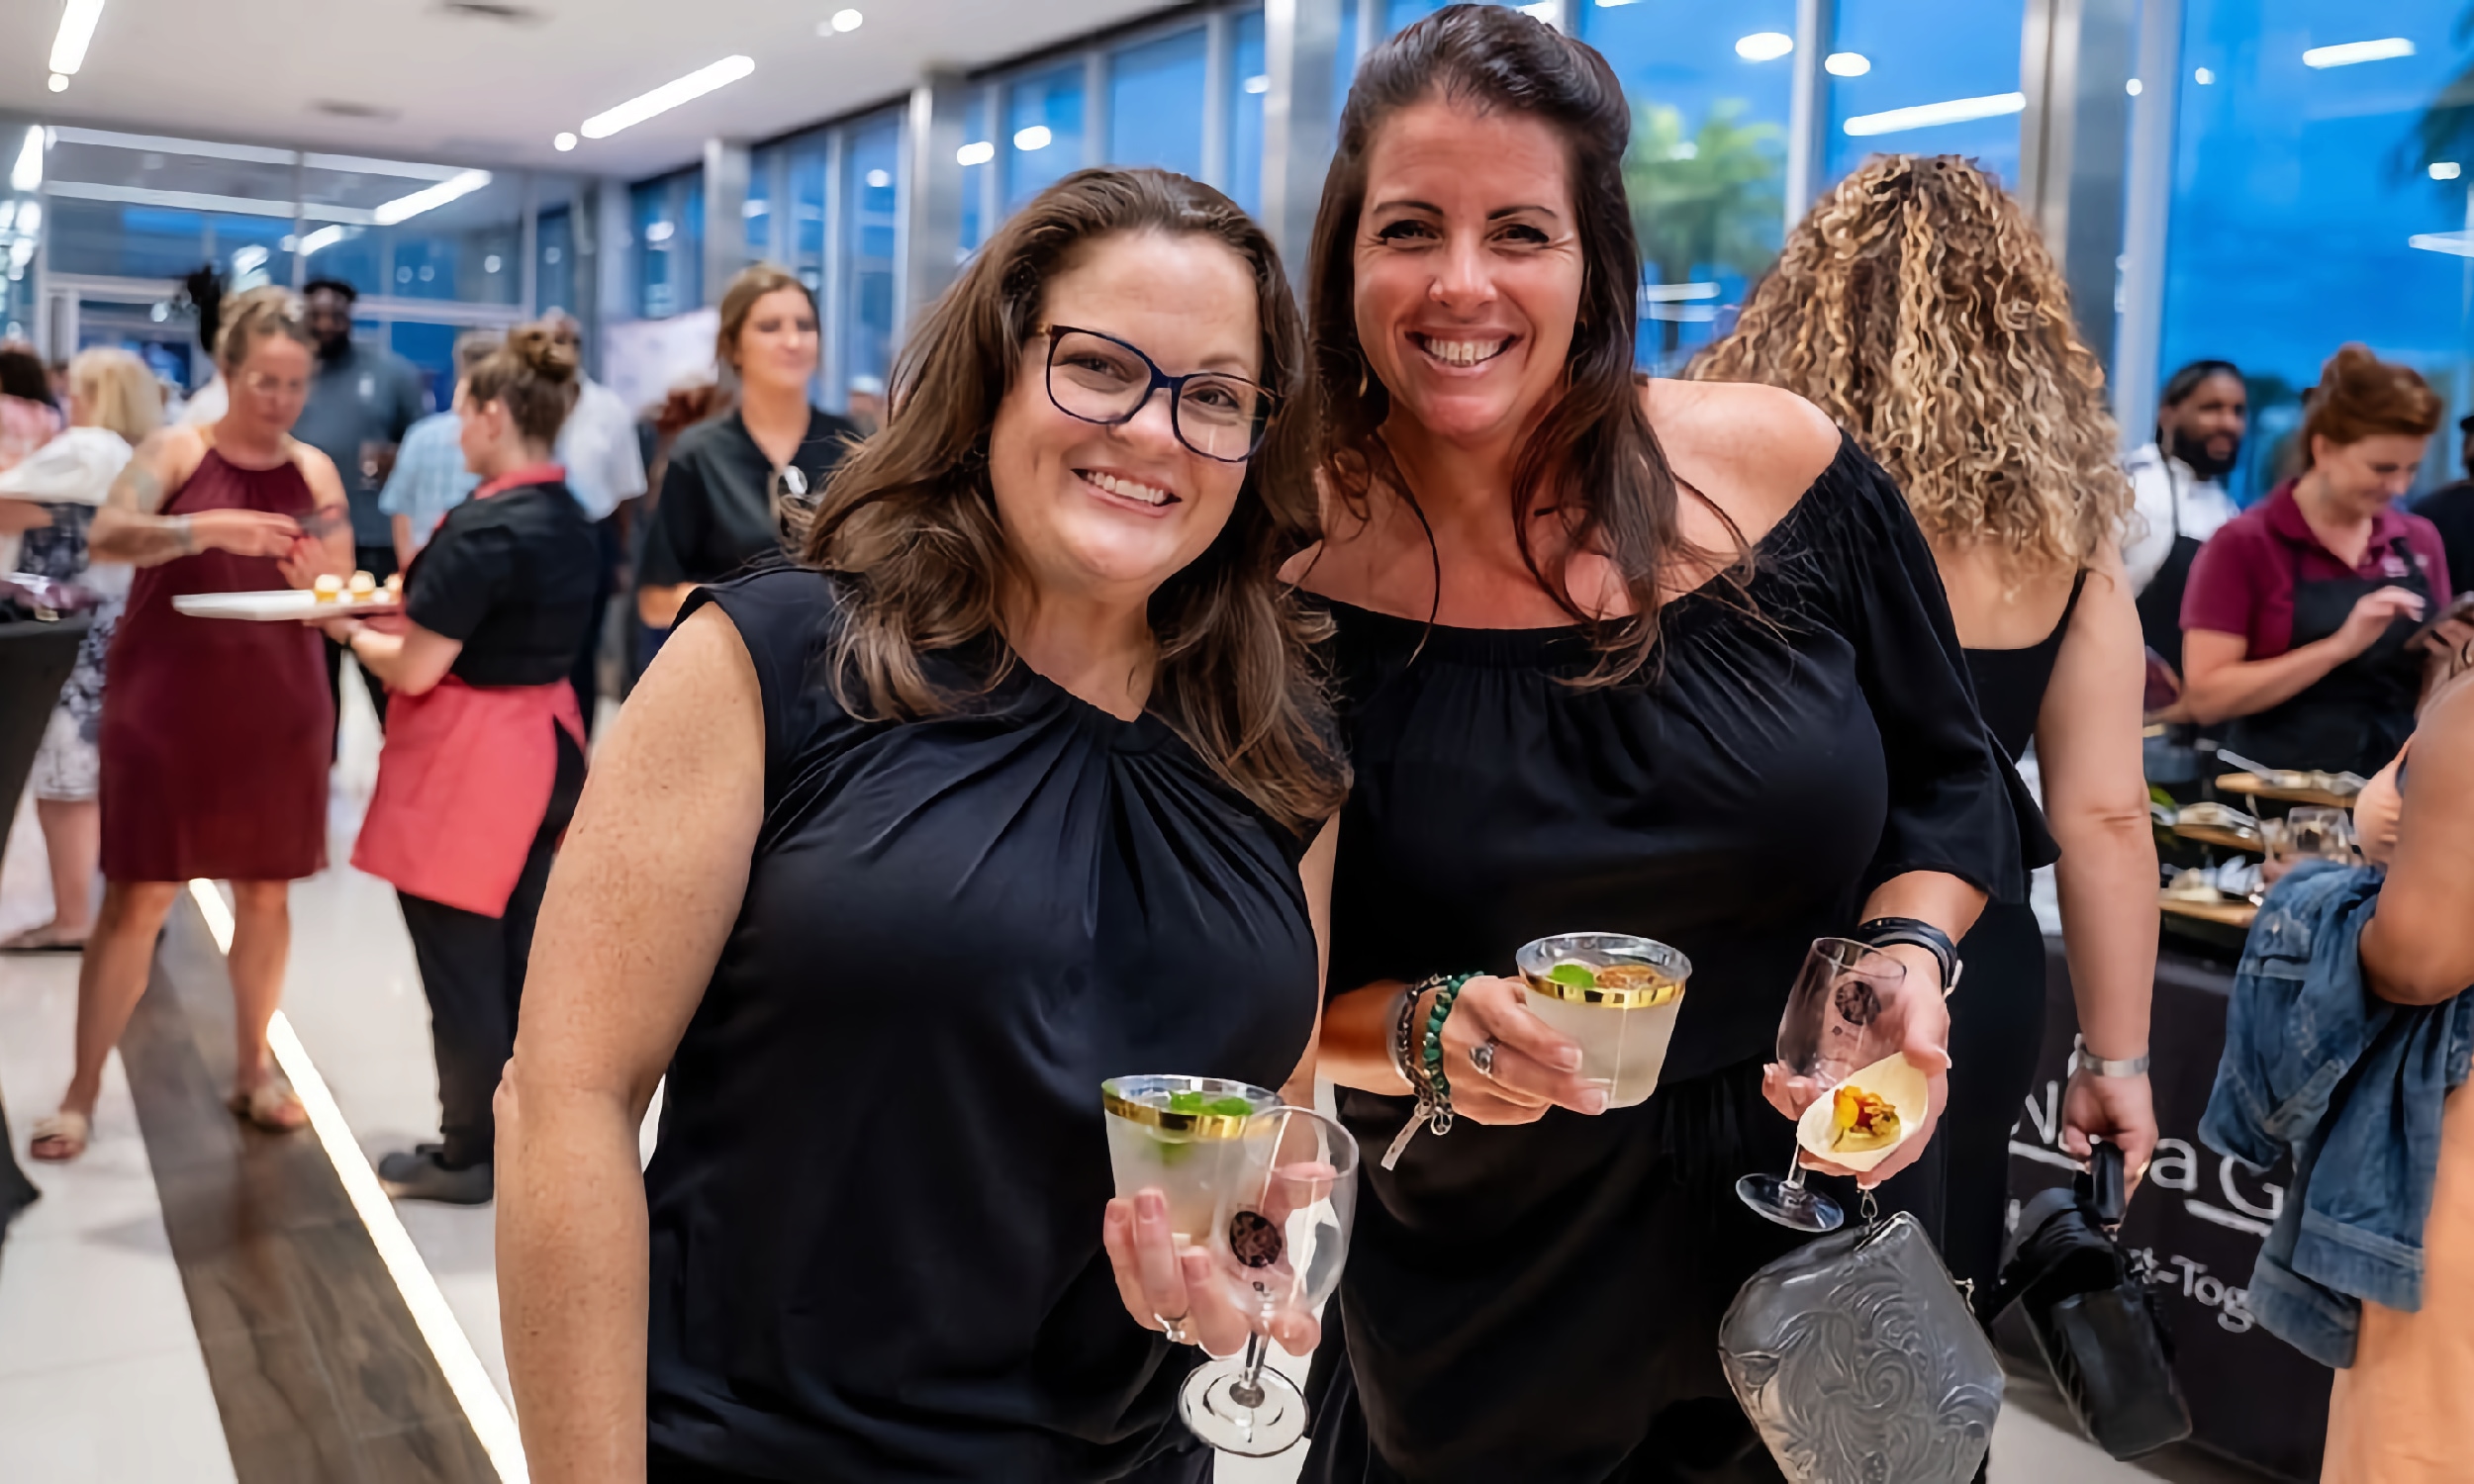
[408,477,601,688]
[2416,479,2474,600]
[638,407,859,590]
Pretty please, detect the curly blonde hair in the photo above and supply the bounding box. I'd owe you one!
[1692,154,2130,578]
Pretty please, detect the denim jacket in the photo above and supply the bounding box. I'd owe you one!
[2200,859,2474,1366]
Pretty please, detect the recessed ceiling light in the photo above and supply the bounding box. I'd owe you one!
[1735,32,1793,62]
[830,8,863,32]
[956,139,995,166]
[554,131,578,151]
[2193,66,2215,84]
[1243,74,1269,94]
[2126,77,2143,95]
[865,168,891,188]
[48,73,70,93]
[1014,125,1053,151]
[1824,51,1869,77]
[581,55,756,140]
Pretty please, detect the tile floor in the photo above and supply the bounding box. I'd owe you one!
[0,670,2267,1483]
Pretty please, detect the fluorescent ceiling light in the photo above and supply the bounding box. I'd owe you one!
[1843,91,2027,137]
[581,55,755,139]
[2410,232,2474,257]
[11,128,43,194]
[298,224,354,255]
[1641,281,1721,302]
[956,139,995,166]
[2303,38,2415,68]
[1825,51,1870,77]
[49,0,107,75]
[1736,32,1794,61]
[2433,161,2462,180]
[371,168,490,226]
[1014,125,1053,151]
[18,203,40,233]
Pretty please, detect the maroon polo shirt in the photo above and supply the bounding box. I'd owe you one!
[2180,481,2450,659]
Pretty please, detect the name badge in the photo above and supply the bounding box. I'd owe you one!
[2381,551,2411,579]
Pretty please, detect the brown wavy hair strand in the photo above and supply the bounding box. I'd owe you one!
[1692,153,2130,579]
[802,166,1346,832]
[1307,3,1736,684]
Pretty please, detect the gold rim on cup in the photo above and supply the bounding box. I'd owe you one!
[1100,1076,1280,1141]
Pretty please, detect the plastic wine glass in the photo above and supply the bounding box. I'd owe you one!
[1179,1106,1359,1457]
[1735,937,1910,1232]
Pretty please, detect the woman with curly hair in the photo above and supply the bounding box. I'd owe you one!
[1696,152,2160,1302]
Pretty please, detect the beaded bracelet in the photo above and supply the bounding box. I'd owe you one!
[1380,971,1476,1170]
[1388,981,1426,1096]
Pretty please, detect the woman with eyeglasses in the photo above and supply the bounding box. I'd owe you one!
[497,168,1345,1482]
[29,288,353,1162]
[633,264,861,635]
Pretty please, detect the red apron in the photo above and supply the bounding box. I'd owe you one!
[351,462,584,917]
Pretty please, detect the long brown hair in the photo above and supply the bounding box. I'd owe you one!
[803,167,1346,832]
[1308,3,1728,683]
[1693,154,2129,578]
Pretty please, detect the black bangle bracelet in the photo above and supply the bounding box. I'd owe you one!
[1856,916,1963,994]
[1389,982,1425,1095]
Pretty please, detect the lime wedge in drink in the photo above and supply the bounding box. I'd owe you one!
[1548,961,1597,989]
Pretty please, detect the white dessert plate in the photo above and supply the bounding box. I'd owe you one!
[173,590,401,621]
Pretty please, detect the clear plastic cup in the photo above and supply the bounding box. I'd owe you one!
[1100,1075,1283,1245]
[1514,933,1692,1110]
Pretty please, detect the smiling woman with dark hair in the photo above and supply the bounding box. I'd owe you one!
[1265,8,2046,1478]
[496,166,1345,1483]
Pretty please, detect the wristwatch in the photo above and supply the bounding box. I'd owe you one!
[1855,916,1963,995]
[2070,1035,2151,1078]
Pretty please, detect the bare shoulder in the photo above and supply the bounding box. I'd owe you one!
[1640,379,1843,545]
[112,424,208,510]
[284,438,348,506]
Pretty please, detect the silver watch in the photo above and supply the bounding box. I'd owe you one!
[2070,1034,2150,1078]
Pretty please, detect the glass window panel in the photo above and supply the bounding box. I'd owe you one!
[634,169,702,319]
[2162,0,2467,501]
[389,322,461,412]
[1231,10,1268,214]
[536,204,575,319]
[1583,0,1796,371]
[746,149,775,266]
[75,300,199,391]
[209,214,294,294]
[1110,29,1210,177]
[1384,0,1444,34]
[840,112,904,408]
[792,139,828,293]
[1825,0,2028,186]
[48,200,206,280]
[1337,0,1363,111]
[960,86,994,253]
[302,225,385,297]
[1004,61,1088,211]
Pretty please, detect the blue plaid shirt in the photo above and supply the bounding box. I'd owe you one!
[378,410,480,552]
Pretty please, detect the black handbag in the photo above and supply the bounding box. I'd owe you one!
[1990,1142,2192,1459]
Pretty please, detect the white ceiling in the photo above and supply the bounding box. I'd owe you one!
[0,0,1172,178]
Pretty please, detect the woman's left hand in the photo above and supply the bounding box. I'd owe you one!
[277,532,347,590]
[1761,942,1952,1187]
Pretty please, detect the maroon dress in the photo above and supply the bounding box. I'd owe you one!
[100,447,332,882]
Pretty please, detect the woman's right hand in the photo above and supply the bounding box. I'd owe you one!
[1101,1190,1272,1356]
[2332,586,2426,658]
[189,508,302,558]
[1434,974,1606,1123]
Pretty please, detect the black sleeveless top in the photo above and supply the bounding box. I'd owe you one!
[1964,568,2088,762]
[642,568,1323,1480]
[1311,436,2050,1479]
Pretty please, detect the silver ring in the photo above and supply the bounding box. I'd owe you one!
[1469,1039,1498,1080]
[1156,1312,1193,1345]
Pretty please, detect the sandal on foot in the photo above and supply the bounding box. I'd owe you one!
[227,1081,308,1134]
[0,924,86,954]
[30,1110,91,1162]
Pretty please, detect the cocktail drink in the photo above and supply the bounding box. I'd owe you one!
[1100,1075,1283,1245]
[1514,933,1691,1109]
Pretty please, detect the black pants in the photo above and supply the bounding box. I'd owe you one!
[1942,899,2052,1306]
[396,725,585,1168]
[569,516,619,738]
[327,543,398,744]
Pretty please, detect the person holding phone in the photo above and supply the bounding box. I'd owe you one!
[2181,345,2463,779]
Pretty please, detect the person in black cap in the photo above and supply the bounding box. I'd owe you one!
[2412,411,2474,601]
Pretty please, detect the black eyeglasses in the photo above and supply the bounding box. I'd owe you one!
[1041,325,1278,463]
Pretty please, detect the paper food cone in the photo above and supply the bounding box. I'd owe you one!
[1795,1052,1930,1173]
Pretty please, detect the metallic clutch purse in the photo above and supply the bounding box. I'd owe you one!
[1718,1211,2003,1484]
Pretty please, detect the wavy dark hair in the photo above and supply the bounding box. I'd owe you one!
[1307,3,1737,682]
[802,167,1346,832]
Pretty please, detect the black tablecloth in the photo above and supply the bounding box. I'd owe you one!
[2006,935,2325,1481]
[0,615,85,1234]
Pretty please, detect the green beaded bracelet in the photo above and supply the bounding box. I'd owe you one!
[1418,972,1476,1135]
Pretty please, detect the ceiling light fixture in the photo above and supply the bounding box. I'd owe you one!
[1014,124,1053,151]
[48,74,70,92]
[1735,32,1794,62]
[1843,90,2027,137]
[2434,161,2463,180]
[956,139,996,166]
[2193,66,2215,84]
[10,128,43,194]
[371,168,491,226]
[1824,52,1870,77]
[553,131,578,151]
[865,168,891,188]
[581,55,756,140]
[49,0,107,76]
[830,9,863,32]
[1243,74,1270,94]
[2126,77,2143,95]
[2410,231,2474,257]
[2302,38,2415,68]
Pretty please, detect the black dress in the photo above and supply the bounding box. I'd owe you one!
[1942,570,2087,1308]
[1302,437,2048,1484]
[638,408,859,592]
[643,568,1324,1482]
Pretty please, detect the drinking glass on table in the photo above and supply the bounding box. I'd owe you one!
[1736,938,1911,1233]
[2278,806,2356,866]
[1179,1106,1359,1457]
